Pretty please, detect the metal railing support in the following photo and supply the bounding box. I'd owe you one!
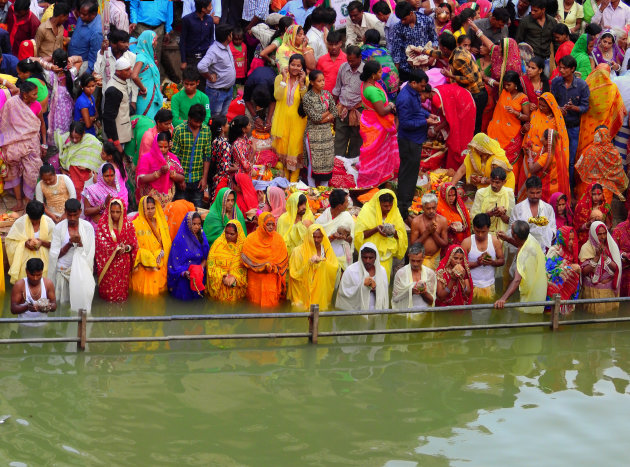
[552,294,561,331]
[308,304,320,344]
[77,309,86,351]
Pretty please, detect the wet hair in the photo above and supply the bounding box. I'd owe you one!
[421,193,438,205]
[39,163,56,177]
[364,28,381,46]
[70,120,86,136]
[251,86,271,108]
[503,70,523,92]
[53,2,70,17]
[210,115,227,142]
[408,242,425,256]
[271,16,294,42]
[379,192,394,203]
[552,23,570,36]
[360,60,381,82]
[188,103,206,123]
[492,7,510,23]
[558,54,577,70]
[65,198,82,212]
[451,8,476,32]
[182,66,201,83]
[108,26,130,44]
[439,32,457,51]
[156,131,171,144]
[102,141,127,180]
[473,213,491,228]
[154,108,173,123]
[372,1,391,15]
[525,175,542,189]
[26,258,44,274]
[298,70,324,117]
[347,0,363,13]
[346,45,362,58]
[326,30,342,45]
[288,53,306,71]
[195,0,211,13]
[512,220,530,240]
[215,24,234,43]
[490,166,507,180]
[329,189,348,209]
[26,200,45,220]
[228,115,249,144]
[395,1,413,20]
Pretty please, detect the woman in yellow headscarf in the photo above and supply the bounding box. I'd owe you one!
[288,224,339,311]
[131,196,172,295]
[354,189,408,281]
[576,64,627,158]
[207,220,248,303]
[451,133,516,190]
[275,24,316,71]
[277,191,315,255]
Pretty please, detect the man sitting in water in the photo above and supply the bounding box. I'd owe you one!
[11,258,56,318]
[336,243,389,310]
[410,193,448,270]
[48,199,96,312]
[470,166,514,234]
[494,220,547,313]
[461,213,504,301]
[392,242,436,310]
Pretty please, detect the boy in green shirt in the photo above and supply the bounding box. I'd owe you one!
[171,67,211,127]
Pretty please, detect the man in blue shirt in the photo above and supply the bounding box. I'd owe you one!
[130,0,173,78]
[68,1,102,74]
[180,0,214,73]
[550,54,590,189]
[280,0,317,26]
[0,50,18,76]
[396,71,439,220]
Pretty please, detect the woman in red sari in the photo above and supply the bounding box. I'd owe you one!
[613,211,630,297]
[233,173,259,234]
[435,245,473,306]
[437,182,471,246]
[95,198,138,302]
[573,183,613,248]
[357,61,399,188]
[546,226,581,314]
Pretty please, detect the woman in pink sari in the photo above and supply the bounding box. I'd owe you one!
[0,81,46,211]
[136,132,185,208]
[357,61,399,189]
[267,186,286,221]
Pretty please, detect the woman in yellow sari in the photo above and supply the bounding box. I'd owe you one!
[451,133,516,190]
[354,189,408,281]
[520,92,570,196]
[288,224,339,311]
[277,192,315,255]
[576,64,627,158]
[207,220,248,303]
[131,196,172,295]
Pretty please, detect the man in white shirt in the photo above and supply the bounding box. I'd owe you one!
[345,0,385,47]
[591,0,630,30]
[306,6,336,61]
[336,243,389,310]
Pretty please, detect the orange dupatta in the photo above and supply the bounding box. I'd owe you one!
[436,182,471,245]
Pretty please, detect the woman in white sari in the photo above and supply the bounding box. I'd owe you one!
[315,189,355,270]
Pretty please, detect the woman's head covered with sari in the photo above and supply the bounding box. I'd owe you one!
[134,195,172,259]
[136,132,183,196]
[555,225,579,264]
[579,221,622,292]
[276,24,312,70]
[570,33,594,79]
[577,64,627,156]
[277,191,315,235]
[241,212,288,273]
[491,38,521,85]
[210,220,246,259]
[136,30,157,69]
[464,133,515,188]
[267,186,287,220]
[168,211,210,282]
[98,197,133,242]
[436,244,474,305]
[437,182,470,232]
[203,187,247,246]
[234,173,259,214]
[593,30,624,64]
[83,162,128,212]
[206,220,248,302]
[549,192,574,227]
[524,92,569,161]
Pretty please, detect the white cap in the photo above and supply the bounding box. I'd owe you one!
[115,57,131,71]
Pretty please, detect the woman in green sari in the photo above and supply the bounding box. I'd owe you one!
[202,187,247,246]
[570,34,596,79]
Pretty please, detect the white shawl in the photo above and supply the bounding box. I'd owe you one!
[391,264,437,311]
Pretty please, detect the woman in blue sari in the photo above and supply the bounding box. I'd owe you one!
[132,30,164,119]
[167,212,210,300]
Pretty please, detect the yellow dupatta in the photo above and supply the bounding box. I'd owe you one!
[206,220,248,302]
[277,192,315,254]
[5,214,51,285]
[288,224,339,311]
[463,133,516,189]
[276,25,313,71]
[133,196,172,269]
[516,235,548,313]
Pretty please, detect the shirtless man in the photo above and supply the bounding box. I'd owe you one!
[11,258,57,318]
[410,193,448,270]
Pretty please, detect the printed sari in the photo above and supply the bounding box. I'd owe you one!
[546,226,580,314]
[167,212,210,301]
[436,182,471,246]
[487,89,528,178]
[612,215,630,297]
[360,45,400,99]
[462,133,516,190]
[577,64,627,157]
[435,245,473,306]
[203,187,247,246]
[82,163,129,230]
[136,134,184,207]
[276,25,314,71]
[575,127,628,202]
[573,183,613,248]
[95,199,138,302]
[135,30,163,120]
[357,82,399,189]
[490,38,522,90]
[207,220,248,303]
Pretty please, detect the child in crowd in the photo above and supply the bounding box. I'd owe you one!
[170,67,211,127]
[73,73,97,136]
[230,27,247,85]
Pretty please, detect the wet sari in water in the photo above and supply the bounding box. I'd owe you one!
[612,217,630,297]
[203,187,247,246]
[573,183,613,248]
[435,245,473,307]
[546,226,580,314]
[207,220,248,303]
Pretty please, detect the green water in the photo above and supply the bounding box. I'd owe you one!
[1,294,629,466]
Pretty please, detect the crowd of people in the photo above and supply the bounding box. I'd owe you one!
[1,0,630,317]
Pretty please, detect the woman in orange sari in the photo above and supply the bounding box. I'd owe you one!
[575,126,629,203]
[573,182,613,248]
[519,128,571,203]
[356,60,399,189]
[487,71,531,184]
[521,92,569,196]
[241,212,289,308]
[576,64,627,157]
[437,182,471,246]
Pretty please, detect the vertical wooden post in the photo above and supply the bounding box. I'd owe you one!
[78,309,87,351]
[551,294,560,331]
[309,304,320,344]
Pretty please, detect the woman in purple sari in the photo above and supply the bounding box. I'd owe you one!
[591,31,624,73]
[167,212,210,301]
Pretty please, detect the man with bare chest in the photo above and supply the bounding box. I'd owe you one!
[410,193,448,270]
